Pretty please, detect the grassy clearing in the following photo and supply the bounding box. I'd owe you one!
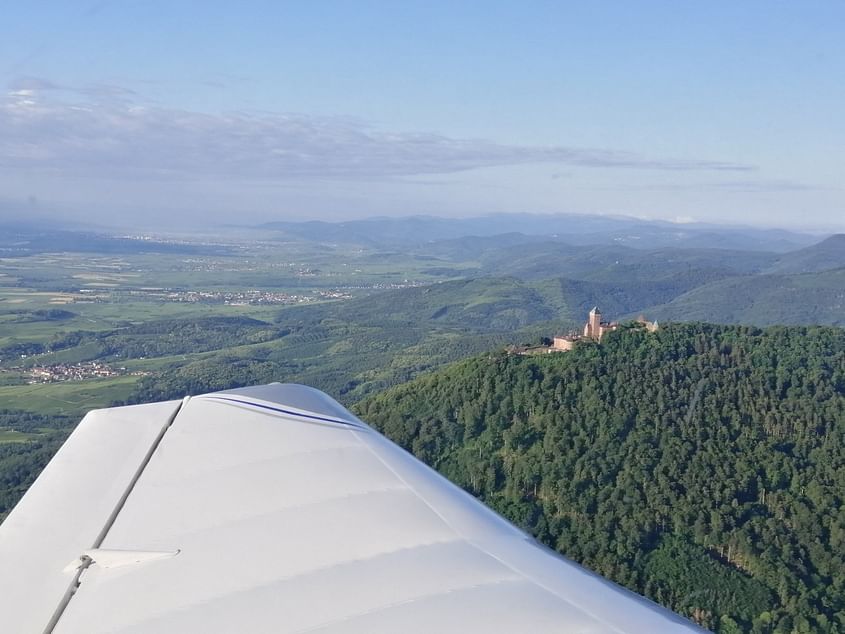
[0,429,42,443]
[0,289,286,354]
[0,376,140,416]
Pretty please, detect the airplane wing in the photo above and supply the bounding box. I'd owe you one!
[0,383,706,633]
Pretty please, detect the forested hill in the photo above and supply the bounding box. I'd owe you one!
[354,323,845,633]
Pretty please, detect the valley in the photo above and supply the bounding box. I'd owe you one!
[1,216,843,631]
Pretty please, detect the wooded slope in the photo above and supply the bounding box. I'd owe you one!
[355,323,845,633]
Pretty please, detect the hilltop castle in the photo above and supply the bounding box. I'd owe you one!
[550,308,657,352]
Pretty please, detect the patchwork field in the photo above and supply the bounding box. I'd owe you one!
[0,237,494,416]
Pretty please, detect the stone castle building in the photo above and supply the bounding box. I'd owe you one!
[549,307,657,352]
[551,334,579,351]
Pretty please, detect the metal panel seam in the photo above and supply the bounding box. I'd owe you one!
[42,396,190,634]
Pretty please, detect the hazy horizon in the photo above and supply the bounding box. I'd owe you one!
[2,2,843,232]
[1,206,838,239]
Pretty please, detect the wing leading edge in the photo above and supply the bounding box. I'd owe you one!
[0,383,705,633]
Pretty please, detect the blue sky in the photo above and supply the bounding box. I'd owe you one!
[1,1,842,230]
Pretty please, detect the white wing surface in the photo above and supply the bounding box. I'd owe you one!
[0,383,705,633]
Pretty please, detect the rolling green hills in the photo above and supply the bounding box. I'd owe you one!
[123,278,576,405]
[478,242,778,282]
[765,234,845,274]
[2,224,843,550]
[355,323,845,632]
[644,268,845,327]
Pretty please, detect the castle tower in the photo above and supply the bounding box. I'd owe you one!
[584,306,602,338]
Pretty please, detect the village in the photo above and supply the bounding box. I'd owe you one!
[146,288,351,306]
[21,361,147,384]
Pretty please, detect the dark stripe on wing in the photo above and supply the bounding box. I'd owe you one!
[201,396,368,430]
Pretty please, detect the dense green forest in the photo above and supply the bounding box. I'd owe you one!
[0,411,71,521]
[646,268,845,327]
[0,316,282,361]
[355,323,845,632]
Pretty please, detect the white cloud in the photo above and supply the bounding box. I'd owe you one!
[0,82,754,183]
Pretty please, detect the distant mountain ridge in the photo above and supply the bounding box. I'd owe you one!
[260,213,820,252]
[642,268,845,327]
[765,234,845,274]
[475,242,779,281]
